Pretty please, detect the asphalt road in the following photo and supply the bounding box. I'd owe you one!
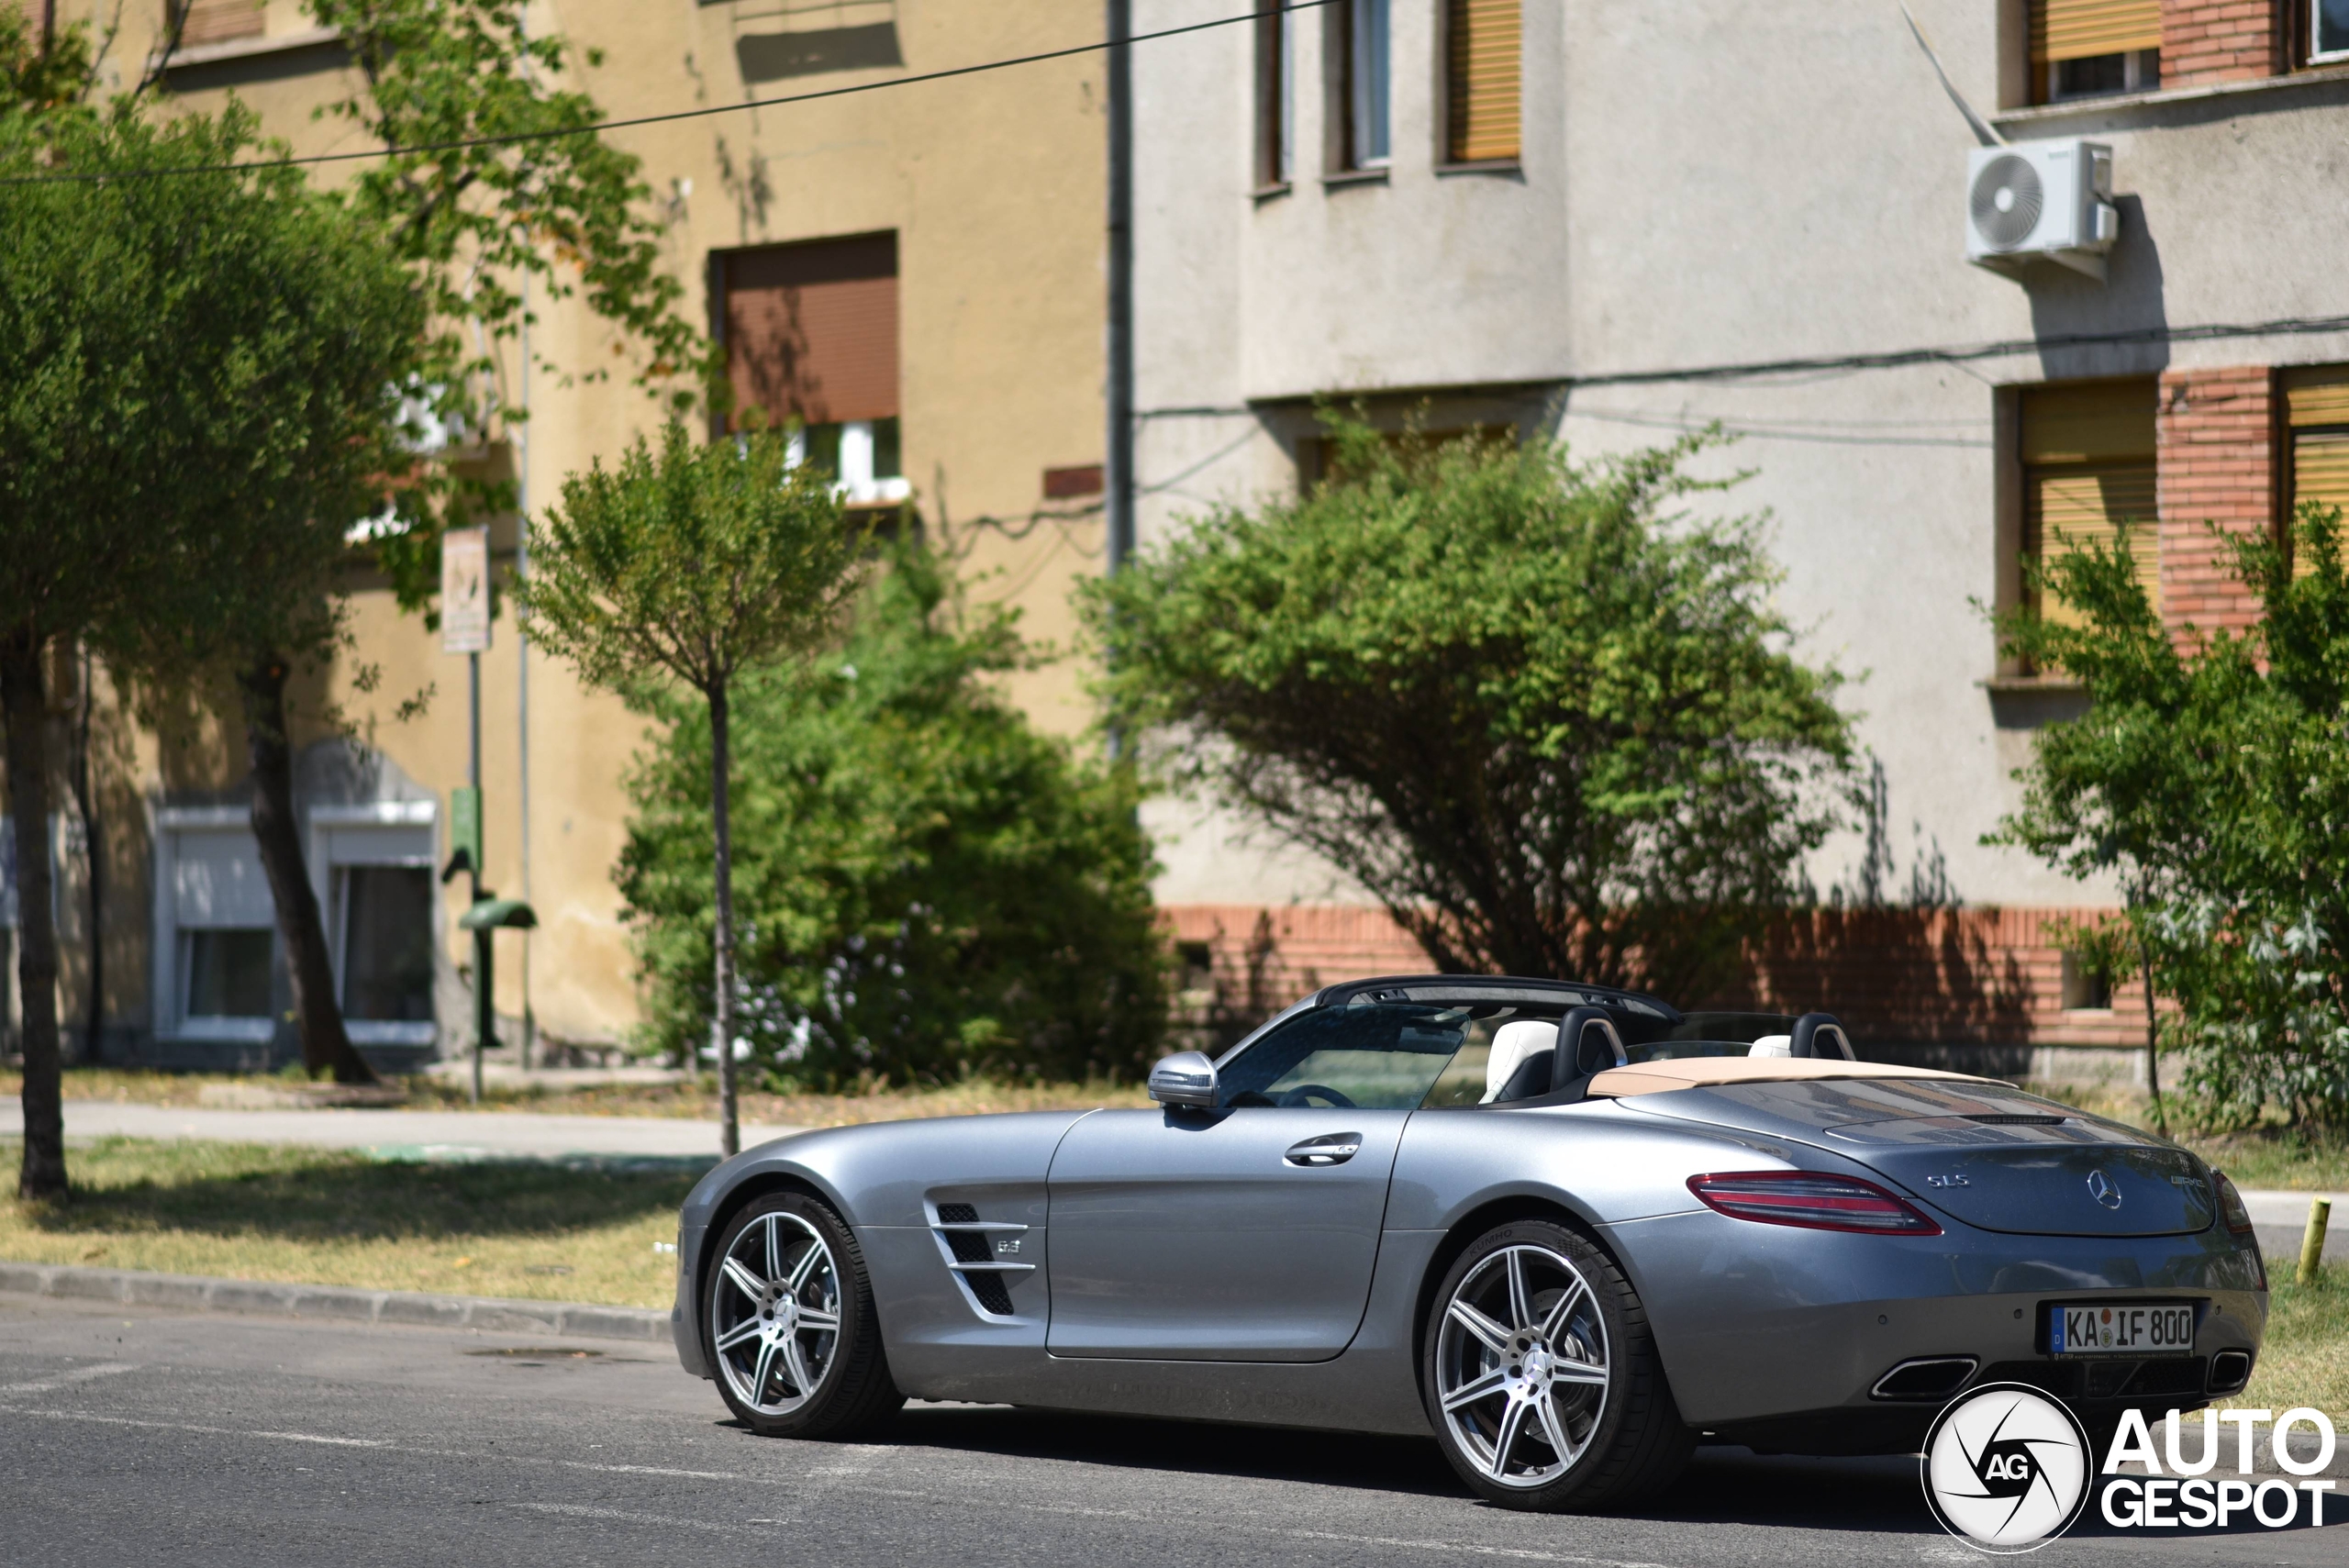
[3,1296,2343,1568]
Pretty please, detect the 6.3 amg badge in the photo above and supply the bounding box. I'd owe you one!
[1921,1384,2093,1553]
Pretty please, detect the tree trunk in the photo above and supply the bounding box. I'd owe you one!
[237,651,376,1085]
[710,676,739,1158]
[3,629,66,1199]
[69,642,101,1066]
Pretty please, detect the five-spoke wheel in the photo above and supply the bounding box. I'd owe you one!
[1424,1219,1691,1510]
[705,1191,904,1438]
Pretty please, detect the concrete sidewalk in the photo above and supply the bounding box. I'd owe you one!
[0,1099,801,1164]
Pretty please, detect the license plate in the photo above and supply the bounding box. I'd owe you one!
[2049,1302,2196,1355]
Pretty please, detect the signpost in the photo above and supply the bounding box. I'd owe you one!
[439,528,529,1102]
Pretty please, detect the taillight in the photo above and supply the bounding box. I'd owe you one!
[2213,1170,2255,1235]
[1688,1171,1943,1236]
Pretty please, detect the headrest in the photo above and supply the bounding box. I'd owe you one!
[1483,1020,1559,1104]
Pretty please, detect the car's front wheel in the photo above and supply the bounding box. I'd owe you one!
[1423,1218,1692,1510]
[705,1191,903,1439]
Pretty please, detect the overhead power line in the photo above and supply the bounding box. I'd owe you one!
[0,1,1334,185]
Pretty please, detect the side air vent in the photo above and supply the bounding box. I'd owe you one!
[927,1200,1033,1320]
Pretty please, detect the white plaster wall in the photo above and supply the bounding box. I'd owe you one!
[1135,0,2349,913]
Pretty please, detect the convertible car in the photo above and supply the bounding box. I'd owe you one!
[670,974,2266,1511]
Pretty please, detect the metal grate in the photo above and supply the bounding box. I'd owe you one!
[936,1203,978,1223]
[965,1273,1016,1316]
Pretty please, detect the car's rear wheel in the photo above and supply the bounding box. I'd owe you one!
[1424,1218,1692,1510]
[706,1191,903,1439]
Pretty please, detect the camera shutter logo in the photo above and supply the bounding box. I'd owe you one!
[2087,1170,2122,1210]
[1921,1383,2093,1552]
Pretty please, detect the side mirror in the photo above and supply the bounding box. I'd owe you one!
[1147,1051,1219,1109]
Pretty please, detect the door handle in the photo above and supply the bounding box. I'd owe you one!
[1285,1133,1363,1167]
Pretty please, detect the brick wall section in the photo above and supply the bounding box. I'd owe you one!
[2157,365,2276,634]
[1159,903,2148,1048]
[2158,0,2283,88]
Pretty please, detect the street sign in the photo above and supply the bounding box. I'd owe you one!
[450,786,483,874]
[441,526,492,653]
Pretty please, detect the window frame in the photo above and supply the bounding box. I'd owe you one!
[153,808,278,1045]
[2311,0,2349,65]
[306,800,440,1051]
[1328,0,1391,175]
[1254,0,1295,190]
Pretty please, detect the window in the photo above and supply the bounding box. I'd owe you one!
[719,232,908,506]
[2019,379,2160,635]
[174,0,263,47]
[2029,1,2161,104]
[2060,951,2114,1011]
[1255,0,1294,187]
[2314,0,2349,64]
[338,866,435,1023]
[1218,1003,1472,1108]
[159,818,278,1040]
[184,929,273,1019]
[1444,0,1520,164]
[1331,0,1389,172]
[2283,365,2349,573]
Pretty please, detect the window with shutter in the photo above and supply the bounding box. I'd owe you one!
[2020,379,2160,631]
[1444,0,1520,165]
[719,233,905,505]
[176,0,264,48]
[2028,0,2161,102]
[2283,366,2349,574]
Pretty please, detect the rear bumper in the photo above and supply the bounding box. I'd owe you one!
[1605,1207,2265,1440]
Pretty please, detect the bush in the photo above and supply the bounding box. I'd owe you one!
[1081,415,1853,1001]
[619,543,1167,1085]
[1993,503,2349,1131]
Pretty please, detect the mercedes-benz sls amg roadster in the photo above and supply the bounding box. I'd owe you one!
[669,974,2266,1511]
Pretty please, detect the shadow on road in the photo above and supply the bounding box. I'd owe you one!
[883,1405,1947,1531]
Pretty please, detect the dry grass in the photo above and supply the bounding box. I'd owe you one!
[0,1136,689,1308]
[2245,1269,2349,1421]
[0,1067,1152,1126]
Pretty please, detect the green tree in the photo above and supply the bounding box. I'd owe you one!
[621,542,1168,1087]
[524,423,863,1154]
[1082,417,1853,1002]
[1992,506,2349,1130]
[0,105,429,1191]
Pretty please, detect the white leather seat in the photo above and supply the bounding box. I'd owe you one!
[1747,1034,1793,1058]
[1482,1020,1561,1104]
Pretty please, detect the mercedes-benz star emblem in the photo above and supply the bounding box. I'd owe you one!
[1921,1383,2093,1552]
[2086,1170,2122,1210]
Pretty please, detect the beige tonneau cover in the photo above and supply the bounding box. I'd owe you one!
[1584,1056,1998,1098]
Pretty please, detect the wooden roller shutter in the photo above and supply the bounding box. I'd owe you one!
[178,0,264,47]
[2021,379,2160,626]
[721,232,898,431]
[1446,0,1520,164]
[2284,366,2349,574]
[2029,0,2162,65]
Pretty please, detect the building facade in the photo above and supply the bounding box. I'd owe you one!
[6,0,1111,1068]
[1132,0,2349,1073]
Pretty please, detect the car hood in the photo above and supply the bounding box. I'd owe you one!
[1628,1077,2214,1238]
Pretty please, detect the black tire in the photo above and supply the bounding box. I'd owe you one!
[1421,1218,1693,1511]
[704,1191,904,1439]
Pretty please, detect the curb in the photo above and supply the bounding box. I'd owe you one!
[0,1261,672,1344]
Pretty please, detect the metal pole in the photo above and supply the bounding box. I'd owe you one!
[469,649,484,1105]
[516,263,534,1073]
[1104,0,1135,583]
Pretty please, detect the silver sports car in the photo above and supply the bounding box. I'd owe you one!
[669,973,2266,1511]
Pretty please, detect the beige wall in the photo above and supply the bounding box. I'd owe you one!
[66,0,1107,1054]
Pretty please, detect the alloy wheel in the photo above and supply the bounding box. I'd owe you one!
[711,1208,843,1417]
[1433,1242,1611,1488]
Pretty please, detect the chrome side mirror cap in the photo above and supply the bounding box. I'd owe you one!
[1147,1051,1219,1109]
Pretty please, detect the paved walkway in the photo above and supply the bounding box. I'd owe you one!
[0,1100,800,1163]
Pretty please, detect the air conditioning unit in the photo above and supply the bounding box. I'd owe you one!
[1965,139,2119,280]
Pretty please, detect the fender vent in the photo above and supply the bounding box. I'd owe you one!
[928,1201,1033,1320]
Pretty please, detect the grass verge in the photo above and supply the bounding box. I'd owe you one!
[0,1137,687,1308]
[2245,1268,2349,1421]
[0,1067,1151,1127]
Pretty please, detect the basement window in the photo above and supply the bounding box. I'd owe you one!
[184,929,274,1019]
[2316,0,2349,63]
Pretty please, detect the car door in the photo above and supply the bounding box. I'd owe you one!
[1044,1002,1471,1362]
